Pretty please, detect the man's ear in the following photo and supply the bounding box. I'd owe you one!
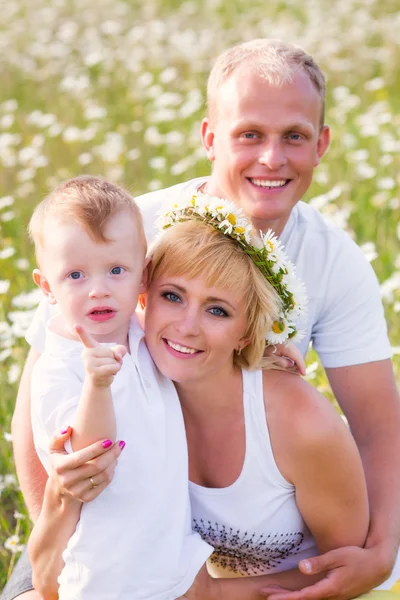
[139,257,151,294]
[32,269,57,304]
[200,118,216,162]
[315,125,330,166]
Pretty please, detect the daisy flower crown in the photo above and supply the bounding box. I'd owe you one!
[157,193,308,345]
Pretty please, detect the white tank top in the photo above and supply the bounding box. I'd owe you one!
[189,369,318,578]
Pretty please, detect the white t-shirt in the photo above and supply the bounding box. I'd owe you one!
[26,176,392,368]
[31,315,212,600]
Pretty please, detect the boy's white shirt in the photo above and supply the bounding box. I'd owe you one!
[31,315,212,600]
[26,176,393,366]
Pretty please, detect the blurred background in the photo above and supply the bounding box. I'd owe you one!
[0,0,399,585]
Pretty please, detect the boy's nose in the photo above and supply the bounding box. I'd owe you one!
[89,282,110,299]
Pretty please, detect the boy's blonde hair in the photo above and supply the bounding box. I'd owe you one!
[207,38,326,128]
[148,220,281,371]
[28,175,145,260]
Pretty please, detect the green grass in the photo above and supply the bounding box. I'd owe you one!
[0,0,399,587]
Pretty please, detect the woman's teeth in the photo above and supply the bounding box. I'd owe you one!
[166,340,198,354]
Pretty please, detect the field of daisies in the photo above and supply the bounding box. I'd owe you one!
[0,0,399,586]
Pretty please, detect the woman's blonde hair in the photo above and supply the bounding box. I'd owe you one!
[148,220,281,370]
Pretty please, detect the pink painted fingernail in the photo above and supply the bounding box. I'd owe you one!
[119,440,126,450]
[61,427,69,434]
[102,439,112,448]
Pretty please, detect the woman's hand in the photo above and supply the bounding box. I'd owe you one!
[49,426,125,503]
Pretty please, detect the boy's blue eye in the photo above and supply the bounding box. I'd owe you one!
[69,271,82,280]
[111,266,125,275]
[163,292,181,303]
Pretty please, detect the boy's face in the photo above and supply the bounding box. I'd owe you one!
[34,210,147,344]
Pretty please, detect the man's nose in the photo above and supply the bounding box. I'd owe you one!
[258,140,287,170]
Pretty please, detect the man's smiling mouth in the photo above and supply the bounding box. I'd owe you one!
[249,178,289,189]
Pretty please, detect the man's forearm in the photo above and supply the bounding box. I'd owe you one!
[327,360,400,580]
[12,346,47,521]
[358,425,400,565]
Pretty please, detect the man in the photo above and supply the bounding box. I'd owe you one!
[4,39,400,600]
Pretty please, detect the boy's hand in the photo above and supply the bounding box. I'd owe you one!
[74,324,127,387]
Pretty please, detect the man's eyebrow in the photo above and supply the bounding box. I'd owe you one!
[231,120,316,134]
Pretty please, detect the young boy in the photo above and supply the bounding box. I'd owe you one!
[28,175,212,599]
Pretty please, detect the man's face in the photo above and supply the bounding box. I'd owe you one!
[202,68,330,235]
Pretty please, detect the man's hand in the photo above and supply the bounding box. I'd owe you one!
[260,544,397,600]
[265,342,306,375]
[74,324,126,387]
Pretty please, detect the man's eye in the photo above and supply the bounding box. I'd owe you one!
[111,266,125,275]
[69,271,82,280]
[242,132,257,139]
[288,133,303,141]
[208,306,228,317]
[162,292,181,303]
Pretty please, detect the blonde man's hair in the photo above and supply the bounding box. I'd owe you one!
[148,220,281,371]
[28,175,146,259]
[207,38,326,128]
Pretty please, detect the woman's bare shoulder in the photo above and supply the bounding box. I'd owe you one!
[261,369,350,478]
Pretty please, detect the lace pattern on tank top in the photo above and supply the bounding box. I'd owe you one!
[193,518,304,575]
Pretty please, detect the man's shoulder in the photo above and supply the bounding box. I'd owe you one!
[287,201,361,259]
[135,177,207,245]
[136,177,207,212]
[294,201,350,239]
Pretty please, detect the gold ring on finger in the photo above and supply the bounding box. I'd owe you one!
[89,477,98,489]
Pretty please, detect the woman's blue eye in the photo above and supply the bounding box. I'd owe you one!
[111,266,125,275]
[69,271,82,280]
[163,292,181,303]
[209,306,228,317]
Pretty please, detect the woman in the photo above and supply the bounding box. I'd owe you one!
[27,195,400,598]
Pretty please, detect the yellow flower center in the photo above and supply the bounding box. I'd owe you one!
[228,213,236,225]
[266,240,274,252]
[272,320,285,334]
[234,226,245,235]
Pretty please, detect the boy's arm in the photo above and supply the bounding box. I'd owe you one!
[70,326,126,451]
[12,346,48,521]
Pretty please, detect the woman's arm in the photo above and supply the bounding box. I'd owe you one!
[28,429,124,599]
[28,476,82,600]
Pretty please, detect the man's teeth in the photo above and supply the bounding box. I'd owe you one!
[250,179,287,188]
[92,310,112,314]
[167,340,198,354]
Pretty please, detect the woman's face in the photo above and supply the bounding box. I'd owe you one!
[144,273,250,385]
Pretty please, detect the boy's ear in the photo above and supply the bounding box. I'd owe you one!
[139,257,151,294]
[32,269,57,304]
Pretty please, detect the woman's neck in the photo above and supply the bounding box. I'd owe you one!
[175,363,243,420]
